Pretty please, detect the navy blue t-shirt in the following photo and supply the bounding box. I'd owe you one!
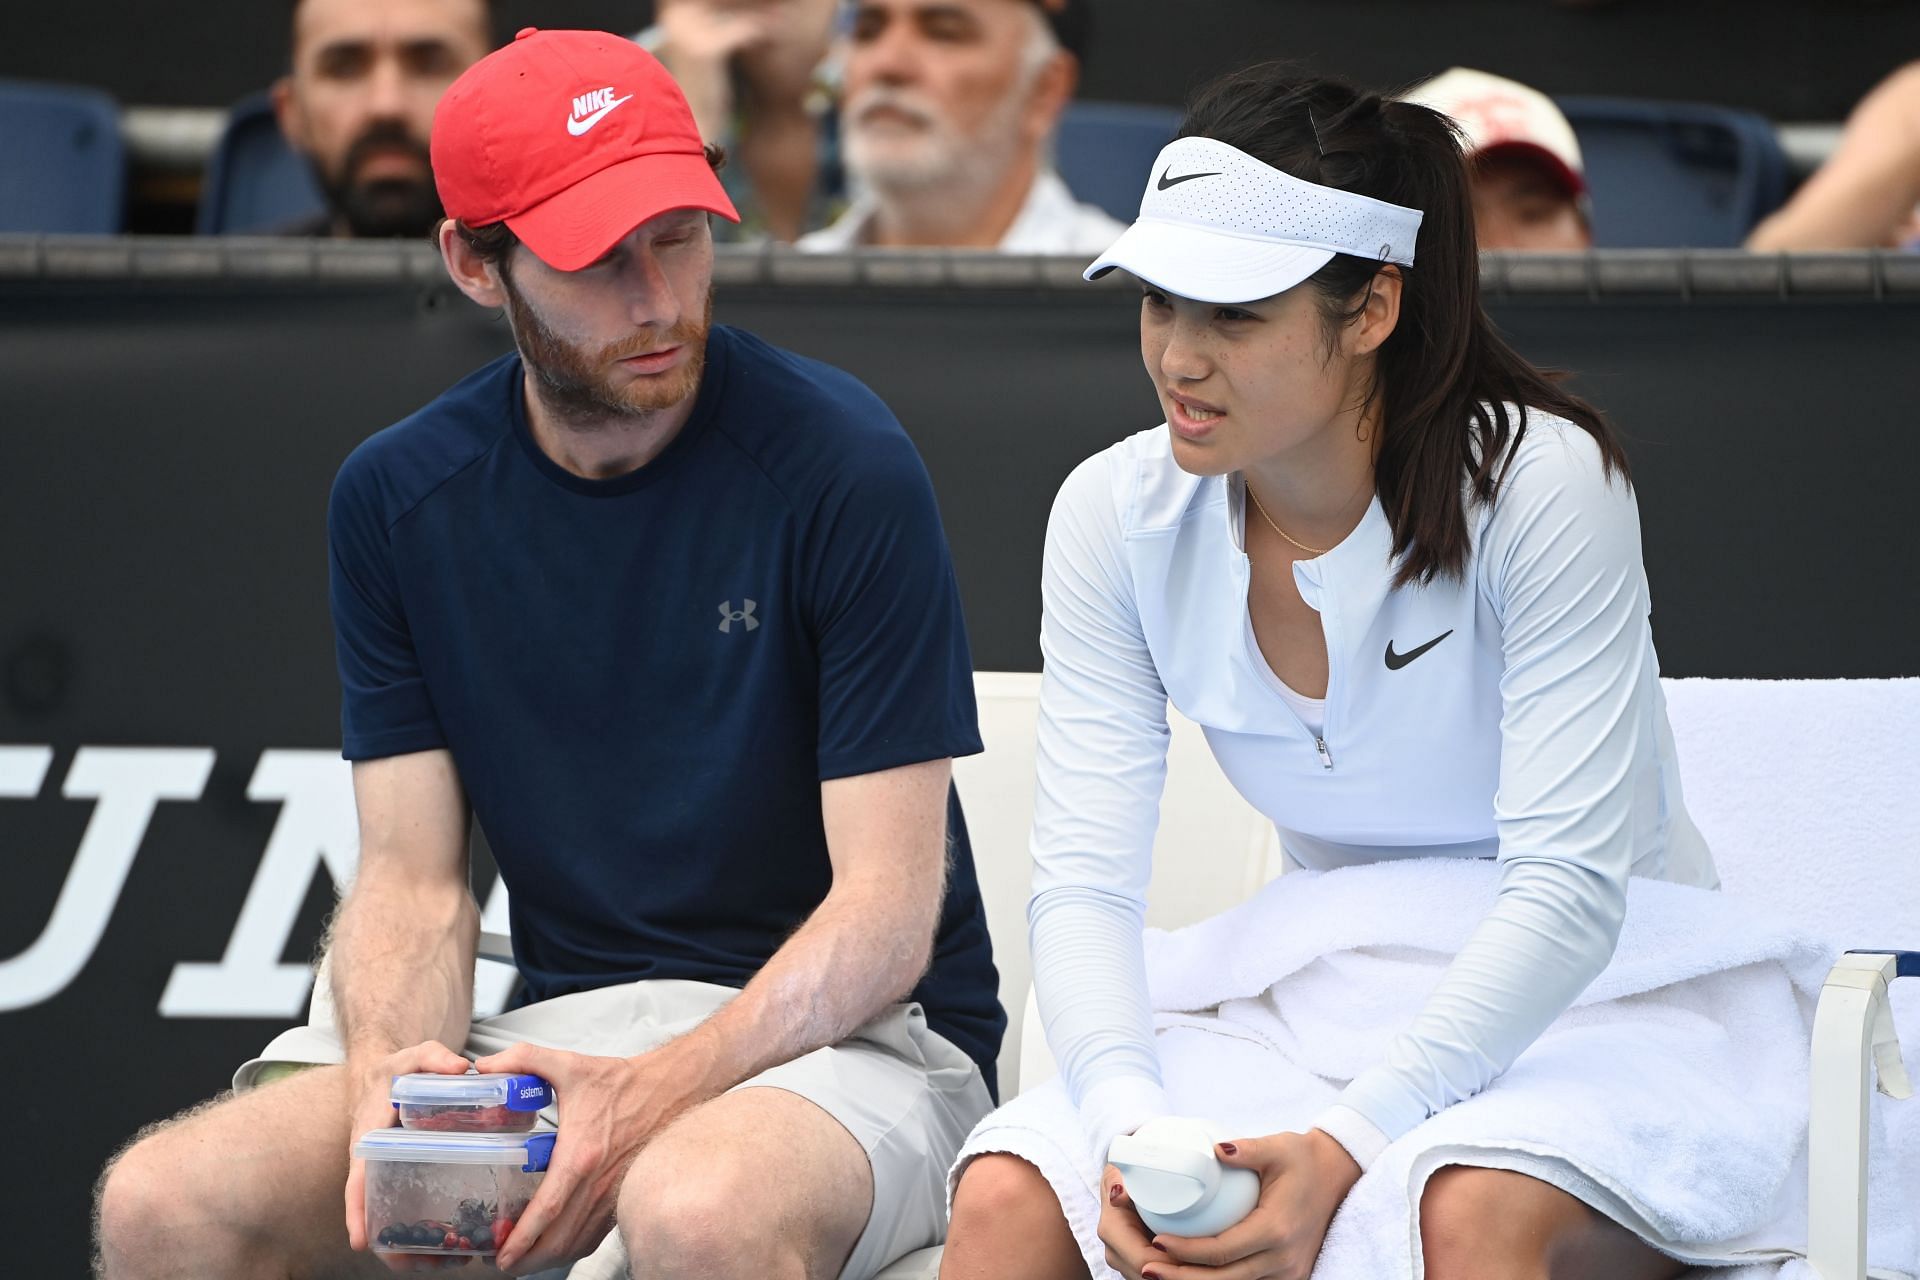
[328,325,1003,1087]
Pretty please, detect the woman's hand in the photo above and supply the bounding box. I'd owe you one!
[1103,1129,1363,1279]
[1099,1162,1163,1280]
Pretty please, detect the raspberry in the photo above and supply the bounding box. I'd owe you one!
[443,1231,460,1250]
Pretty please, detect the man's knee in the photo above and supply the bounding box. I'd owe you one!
[95,1099,237,1274]
[1419,1165,1557,1280]
[614,1159,794,1274]
[96,1132,165,1267]
[619,1140,803,1277]
[620,1086,879,1279]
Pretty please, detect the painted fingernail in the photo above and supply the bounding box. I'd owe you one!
[1218,1141,1238,1156]
[1150,1240,1168,1251]
[1109,1183,1124,1204]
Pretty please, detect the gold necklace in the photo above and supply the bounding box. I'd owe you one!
[1244,480,1332,557]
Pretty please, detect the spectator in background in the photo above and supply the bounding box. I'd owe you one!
[272,0,491,238]
[638,0,845,243]
[798,0,1124,253]
[1748,62,1920,251]
[1405,67,1593,252]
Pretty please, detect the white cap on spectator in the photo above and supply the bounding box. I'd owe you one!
[1404,67,1586,198]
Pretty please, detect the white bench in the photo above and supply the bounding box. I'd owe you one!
[440,675,1920,1279]
[865,675,1919,1280]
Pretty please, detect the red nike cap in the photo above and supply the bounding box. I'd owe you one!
[431,28,740,271]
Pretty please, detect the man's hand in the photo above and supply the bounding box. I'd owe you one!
[1101,1130,1362,1280]
[657,0,782,68]
[655,0,786,142]
[471,1040,711,1276]
[343,1041,474,1271]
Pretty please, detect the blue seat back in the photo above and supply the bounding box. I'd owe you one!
[196,91,327,235]
[0,78,125,233]
[1056,101,1182,223]
[1557,96,1789,248]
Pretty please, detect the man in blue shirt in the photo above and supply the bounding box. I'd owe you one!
[95,28,1000,1280]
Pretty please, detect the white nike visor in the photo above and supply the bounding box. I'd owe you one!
[1084,136,1425,304]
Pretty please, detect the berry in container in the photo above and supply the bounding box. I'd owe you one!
[354,1128,554,1258]
[391,1070,552,1132]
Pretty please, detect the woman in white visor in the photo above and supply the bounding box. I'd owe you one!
[940,66,1736,1280]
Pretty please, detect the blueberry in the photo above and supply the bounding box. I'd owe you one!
[376,1226,396,1247]
[410,1224,440,1247]
[470,1225,493,1251]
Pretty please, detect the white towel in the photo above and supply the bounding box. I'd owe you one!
[1660,677,1920,1187]
[954,858,1919,1279]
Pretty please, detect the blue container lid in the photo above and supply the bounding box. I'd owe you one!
[353,1127,555,1173]
[389,1071,552,1112]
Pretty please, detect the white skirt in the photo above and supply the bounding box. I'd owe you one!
[950,860,1919,1280]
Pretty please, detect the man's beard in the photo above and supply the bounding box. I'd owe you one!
[315,121,444,239]
[500,272,715,429]
[841,84,1029,198]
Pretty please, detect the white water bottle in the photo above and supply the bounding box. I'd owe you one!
[1107,1116,1260,1239]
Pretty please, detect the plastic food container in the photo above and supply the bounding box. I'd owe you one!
[391,1071,552,1132]
[354,1128,554,1258]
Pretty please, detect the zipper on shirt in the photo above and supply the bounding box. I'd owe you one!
[1315,737,1334,771]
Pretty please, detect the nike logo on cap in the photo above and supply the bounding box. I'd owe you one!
[1384,629,1453,670]
[567,87,633,136]
[1157,166,1221,190]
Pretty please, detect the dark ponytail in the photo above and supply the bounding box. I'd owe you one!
[1178,64,1628,587]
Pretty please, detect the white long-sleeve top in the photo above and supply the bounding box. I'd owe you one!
[1030,409,1718,1169]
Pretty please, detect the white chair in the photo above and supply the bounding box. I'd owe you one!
[458,675,1920,1279]
[873,676,1918,1280]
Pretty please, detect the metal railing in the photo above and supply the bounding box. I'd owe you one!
[3,236,1918,300]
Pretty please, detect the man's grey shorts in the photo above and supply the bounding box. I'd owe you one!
[238,978,993,1280]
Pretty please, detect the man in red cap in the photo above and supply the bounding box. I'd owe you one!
[94,28,1001,1280]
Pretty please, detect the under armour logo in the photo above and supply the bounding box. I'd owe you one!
[718,600,758,633]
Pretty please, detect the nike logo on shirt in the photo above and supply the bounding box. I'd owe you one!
[1384,629,1453,670]
[567,92,633,136]
[1156,167,1221,190]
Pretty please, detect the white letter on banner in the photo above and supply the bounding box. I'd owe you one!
[160,750,360,1018]
[0,745,53,800]
[0,747,214,1012]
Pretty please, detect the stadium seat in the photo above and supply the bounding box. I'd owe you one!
[0,78,125,233]
[1055,100,1182,223]
[1558,95,1790,248]
[196,90,326,235]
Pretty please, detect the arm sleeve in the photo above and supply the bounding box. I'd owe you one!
[328,455,446,762]
[1312,428,1651,1167]
[1027,454,1176,1160]
[806,429,982,781]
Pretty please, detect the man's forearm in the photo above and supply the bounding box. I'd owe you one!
[328,869,480,1066]
[653,872,943,1100]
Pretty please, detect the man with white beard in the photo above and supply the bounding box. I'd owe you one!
[797,0,1124,252]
